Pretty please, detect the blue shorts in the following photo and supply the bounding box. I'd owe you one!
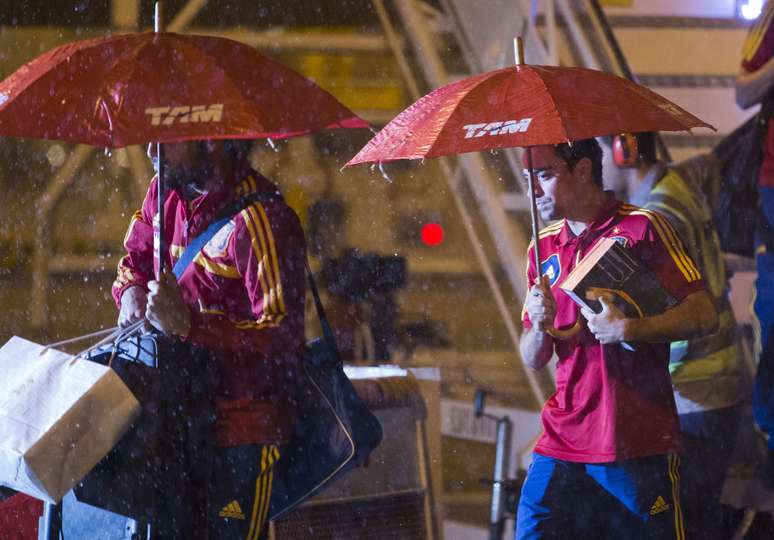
[753,256,774,446]
[515,453,684,540]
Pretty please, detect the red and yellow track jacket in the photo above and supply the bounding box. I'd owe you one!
[112,169,306,446]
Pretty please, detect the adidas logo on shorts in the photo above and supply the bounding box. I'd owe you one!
[219,500,246,520]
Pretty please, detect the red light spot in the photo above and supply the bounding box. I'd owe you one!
[421,223,444,246]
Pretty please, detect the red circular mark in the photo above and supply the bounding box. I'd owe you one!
[421,223,444,246]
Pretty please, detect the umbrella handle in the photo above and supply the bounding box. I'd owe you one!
[546,321,581,340]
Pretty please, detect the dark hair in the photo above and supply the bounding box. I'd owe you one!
[554,138,603,189]
[223,139,253,161]
[634,132,657,165]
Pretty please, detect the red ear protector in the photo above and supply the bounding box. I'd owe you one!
[612,133,639,168]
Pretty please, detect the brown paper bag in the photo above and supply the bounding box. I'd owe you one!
[0,336,140,503]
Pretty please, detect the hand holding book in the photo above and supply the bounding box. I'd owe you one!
[580,292,629,345]
[561,237,677,349]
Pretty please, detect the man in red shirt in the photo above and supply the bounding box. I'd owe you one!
[114,138,306,539]
[516,139,718,539]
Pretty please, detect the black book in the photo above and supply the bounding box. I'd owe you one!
[560,237,678,318]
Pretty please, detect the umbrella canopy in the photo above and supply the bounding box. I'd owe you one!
[345,62,713,340]
[0,31,368,148]
[346,64,712,166]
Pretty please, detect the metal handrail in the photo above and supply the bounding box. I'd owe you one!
[385,0,552,407]
[579,0,673,162]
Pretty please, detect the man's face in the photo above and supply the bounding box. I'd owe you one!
[147,141,213,192]
[523,145,585,222]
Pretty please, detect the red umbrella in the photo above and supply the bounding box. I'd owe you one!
[0,29,368,277]
[346,64,711,165]
[0,31,368,148]
[345,58,713,339]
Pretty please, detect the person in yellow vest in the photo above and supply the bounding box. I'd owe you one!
[601,132,744,539]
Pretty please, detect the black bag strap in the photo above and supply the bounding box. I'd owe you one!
[305,259,342,366]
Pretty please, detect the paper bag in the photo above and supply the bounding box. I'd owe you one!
[0,336,140,503]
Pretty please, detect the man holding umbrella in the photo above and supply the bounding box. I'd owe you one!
[114,138,306,539]
[344,43,719,538]
[517,138,718,539]
[0,17,369,538]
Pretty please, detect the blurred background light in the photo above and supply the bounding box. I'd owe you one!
[421,223,444,246]
[740,0,763,20]
[45,144,66,168]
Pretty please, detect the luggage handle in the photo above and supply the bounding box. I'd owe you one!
[41,320,146,367]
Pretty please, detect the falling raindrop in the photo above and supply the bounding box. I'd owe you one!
[378,162,392,183]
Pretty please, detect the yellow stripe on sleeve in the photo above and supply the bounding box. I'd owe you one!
[247,205,286,317]
[122,210,144,248]
[241,208,273,318]
[743,3,774,62]
[193,255,240,278]
[619,206,701,282]
[642,208,701,280]
[253,203,287,315]
[245,206,278,314]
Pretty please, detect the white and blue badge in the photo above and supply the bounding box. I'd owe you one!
[610,236,629,247]
[540,254,562,287]
[204,219,236,258]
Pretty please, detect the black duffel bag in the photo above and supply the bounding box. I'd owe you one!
[268,266,383,521]
[74,332,217,529]
[713,94,774,257]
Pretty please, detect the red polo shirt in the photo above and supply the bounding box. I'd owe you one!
[522,195,705,462]
[742,1,774,187]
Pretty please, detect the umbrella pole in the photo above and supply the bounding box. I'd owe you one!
[515,41,541,271]
[517,39,579,340]
[525,146,581,340]
[524,146,541,276]
[155,1,165,280]
[156,142,165,279]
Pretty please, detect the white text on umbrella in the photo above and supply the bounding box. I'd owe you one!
[462,118,532,138]
[145,104,224,126]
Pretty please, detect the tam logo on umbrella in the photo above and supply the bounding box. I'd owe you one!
[463,118,532,138]
[0,31,369,148]
[145,104,224,126]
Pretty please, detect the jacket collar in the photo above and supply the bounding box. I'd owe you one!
[556,191,622,246]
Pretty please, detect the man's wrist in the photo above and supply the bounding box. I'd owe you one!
[621,317,640,342]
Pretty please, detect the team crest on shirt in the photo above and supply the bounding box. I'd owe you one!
[610,236,629,247]
[204,219,235,258]
[540,254,561,287]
